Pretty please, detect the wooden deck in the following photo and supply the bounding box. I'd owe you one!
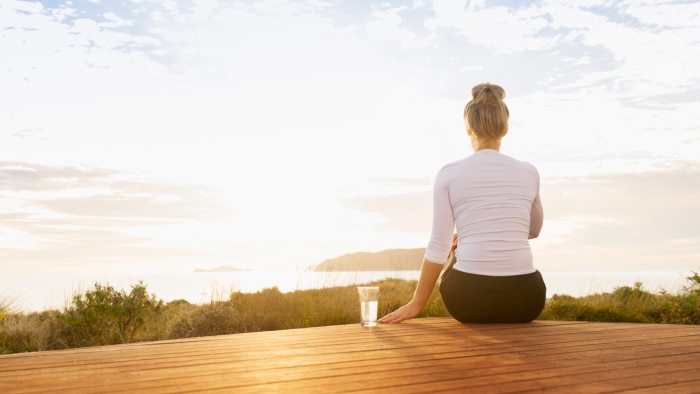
[1,318,699,393]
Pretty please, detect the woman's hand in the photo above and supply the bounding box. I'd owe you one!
[379,259,443,324]
[378,300,423,324]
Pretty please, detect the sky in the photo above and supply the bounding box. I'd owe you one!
[1,0,699,277]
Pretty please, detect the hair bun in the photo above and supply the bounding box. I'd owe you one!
[464,82,509,140]
[471,83,506,100]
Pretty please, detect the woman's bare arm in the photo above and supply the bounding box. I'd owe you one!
[378,259,444,324]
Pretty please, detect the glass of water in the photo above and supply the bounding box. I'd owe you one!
[357,286,379,327]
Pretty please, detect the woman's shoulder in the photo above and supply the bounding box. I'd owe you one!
[499,152,539,172]
[434,157,472,184]
[438,151,539,174]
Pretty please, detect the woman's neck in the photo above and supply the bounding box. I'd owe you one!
[471,138,501,151]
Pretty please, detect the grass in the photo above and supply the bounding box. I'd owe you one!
[1,273,698,355]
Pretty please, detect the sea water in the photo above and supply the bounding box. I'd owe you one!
[361,300,378,327]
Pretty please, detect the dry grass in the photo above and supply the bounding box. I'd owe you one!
[2,273,698,355]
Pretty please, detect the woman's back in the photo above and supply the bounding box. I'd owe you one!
[434,149,541,276]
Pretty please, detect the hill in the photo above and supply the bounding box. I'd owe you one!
[313,248,425,271]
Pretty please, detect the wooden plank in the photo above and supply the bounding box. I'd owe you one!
[0,319,698,393]
[0,322,696,384]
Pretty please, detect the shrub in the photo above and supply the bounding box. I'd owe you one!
[539,282,658,323]
[655,272,700,325]
[0,310,69,354]
[229,287,295,331]
[539,277,700,324]
[287,286,357,327]
[61,281,163,347]
[540,293,652,323]
[1,313,39,354]
[169,301,243,338]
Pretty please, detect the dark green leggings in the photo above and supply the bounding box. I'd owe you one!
[439,258,546,323]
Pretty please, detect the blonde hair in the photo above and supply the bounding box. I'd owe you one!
[463,83,509,140]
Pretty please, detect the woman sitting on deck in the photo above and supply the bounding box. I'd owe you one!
[379,83,546,324]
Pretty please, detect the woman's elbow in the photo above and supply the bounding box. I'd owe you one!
[528,222,543,239]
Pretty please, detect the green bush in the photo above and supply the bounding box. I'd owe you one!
[655,272,700,324]
[539,293,653,323]
[61,281,163,347]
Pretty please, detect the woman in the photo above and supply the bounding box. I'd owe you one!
[379,83,545,324]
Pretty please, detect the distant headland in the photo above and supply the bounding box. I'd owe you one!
[193,248,426,273]
[313,248,425,271]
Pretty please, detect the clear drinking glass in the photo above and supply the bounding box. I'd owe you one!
[357,286,379,327]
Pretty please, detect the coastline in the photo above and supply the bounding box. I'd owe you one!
[1,269,693,313]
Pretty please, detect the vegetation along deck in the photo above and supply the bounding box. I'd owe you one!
[1,318,699,393]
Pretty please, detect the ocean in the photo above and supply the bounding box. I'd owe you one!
[1,269,694,313]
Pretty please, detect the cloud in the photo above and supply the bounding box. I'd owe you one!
[0,0,169,145]
[0,161,227,269]
[365,4,434,49]
[544,1,700,106]
[414,1,700,110]
[622,0,700,28]
[427,0,558,53]
[343,188,432,234]
[536,162,700,270]
[2,0,699,275]
[0,161,225,219]
[0,162,114,191]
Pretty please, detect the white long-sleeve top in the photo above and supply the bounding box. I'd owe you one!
[424,149,543,276]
